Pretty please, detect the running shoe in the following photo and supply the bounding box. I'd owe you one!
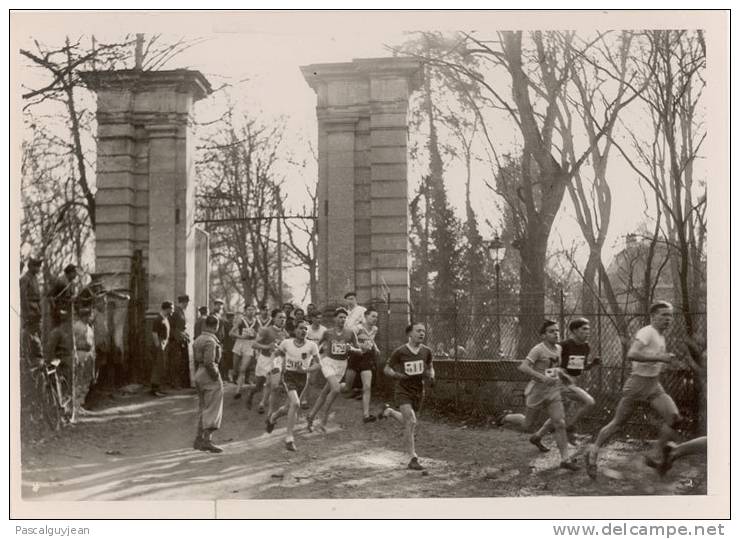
[494,409,512,427]
[376,403,391,420]
[559,460,580,471]
[645,449,672,477]
[300,400,309,410]
[201,440,224,453]
[306,415,314,432]
[257,404,265,414]
[363,415,377,424]
[265,418,276,434]
[529,435,551,453]
[193,437,206,451]
[408,457,424,471]
[566,426,577,445]
[285,440,297,452]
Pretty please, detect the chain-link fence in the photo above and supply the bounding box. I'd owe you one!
[378,297,706,438]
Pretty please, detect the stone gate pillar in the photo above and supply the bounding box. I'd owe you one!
[301,58,420,346]
[81,69,211,319]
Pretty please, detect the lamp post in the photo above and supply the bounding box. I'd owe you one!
[487,233,505,359]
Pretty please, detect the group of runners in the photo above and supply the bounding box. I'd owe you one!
[191,292,434,470]
[192,295,703,475]
[499,300,705,478]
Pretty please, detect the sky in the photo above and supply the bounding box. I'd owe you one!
[13,11,709,301]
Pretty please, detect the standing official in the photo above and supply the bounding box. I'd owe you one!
[192,315,225,453]
[150,302,173,397]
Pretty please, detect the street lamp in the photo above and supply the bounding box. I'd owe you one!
[487,233,505,359]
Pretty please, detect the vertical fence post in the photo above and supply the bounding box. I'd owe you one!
[453,293,459,409]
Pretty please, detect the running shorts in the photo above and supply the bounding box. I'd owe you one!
[233,339,255,358]
[283,371,307,393]
[320,356,347,380]
[621,374,668,404]
[396,387,424,413]
[348,350,375,372]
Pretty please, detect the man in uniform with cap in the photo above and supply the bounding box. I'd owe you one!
[168,294,191,388]
[192,315,225,453]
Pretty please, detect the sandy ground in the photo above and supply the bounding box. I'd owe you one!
[20,383,706,500]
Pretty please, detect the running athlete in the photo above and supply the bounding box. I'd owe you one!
[306,308,361,432]
[586,301,680,479]
[299,310,328,409]
[528,318,598,448]
[499,320,580,471]
[265,320,321,450]
[231,304,261,400]
[379,322,435,471]
[245,309,289,415]
[344,307,381,423]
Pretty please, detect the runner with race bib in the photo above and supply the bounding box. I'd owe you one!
[379,322,435,471]
[265,320,321,450]
[306,307,361,433]
[529,317,599,445]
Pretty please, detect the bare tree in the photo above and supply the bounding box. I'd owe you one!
[195,108,287,307]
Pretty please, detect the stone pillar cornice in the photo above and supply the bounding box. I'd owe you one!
[301,57,422,92]
[80,69,213,102]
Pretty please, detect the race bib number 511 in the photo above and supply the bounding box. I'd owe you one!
[404,360,425,376]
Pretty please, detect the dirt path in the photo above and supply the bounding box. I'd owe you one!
[21,384,706,500]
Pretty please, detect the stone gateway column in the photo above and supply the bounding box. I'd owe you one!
[81,69,212,375]
[301,58,420,347]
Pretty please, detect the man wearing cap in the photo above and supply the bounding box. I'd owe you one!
[20,257,43,343]
[210,299,226,342]
[150,301,174,397]
[192,315,225,453]
[194,306,209,339]
[168,295,191,388]
[47,264,79,327]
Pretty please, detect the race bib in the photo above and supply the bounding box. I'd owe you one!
[545,368,559,379]
[404,360,425,376]
[286,357,305,371]
[331,342,348,355]
[566,355,585,371]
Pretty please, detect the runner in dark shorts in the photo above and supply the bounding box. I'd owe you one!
[266,320,320,451]
[343,307,381,423]
[379,322,434,471]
